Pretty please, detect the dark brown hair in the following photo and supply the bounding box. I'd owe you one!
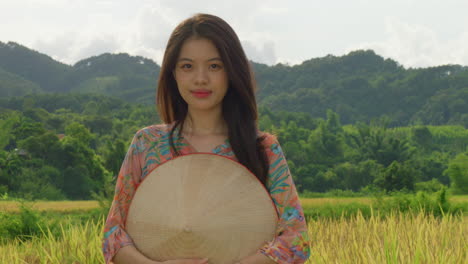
[156,13,269,187]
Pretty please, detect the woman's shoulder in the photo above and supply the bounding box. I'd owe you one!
[258,130,280,148]
[133,123,175,141]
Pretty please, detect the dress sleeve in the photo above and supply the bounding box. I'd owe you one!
[257,134,311,264]
[102,131,144,263]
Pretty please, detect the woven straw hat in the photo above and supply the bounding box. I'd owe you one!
[126,153,278,264]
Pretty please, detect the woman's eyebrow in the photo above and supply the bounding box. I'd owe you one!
[206,57,222,62]
[177,57,223,62]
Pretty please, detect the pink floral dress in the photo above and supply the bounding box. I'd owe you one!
[102,123,311,263]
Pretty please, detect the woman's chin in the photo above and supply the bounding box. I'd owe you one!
[187,103,222,113]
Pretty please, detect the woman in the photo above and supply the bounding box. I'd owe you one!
[102,13,311,264]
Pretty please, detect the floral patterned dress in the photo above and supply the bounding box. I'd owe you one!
[102,123,311,264]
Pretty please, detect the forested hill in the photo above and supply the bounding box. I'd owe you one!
[253,52,468,127]
[0,41,160,103]
[1,41,467,127]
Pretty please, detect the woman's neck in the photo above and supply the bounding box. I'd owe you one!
[183,108,228,137]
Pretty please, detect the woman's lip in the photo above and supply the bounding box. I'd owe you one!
[191,90,212,93]
[191,91,212,98]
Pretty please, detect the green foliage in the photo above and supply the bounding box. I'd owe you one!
[0,202,45,242]
[411,126,433,150]
[304,202,372,220]
[0,46,465,196]
[2,42,468,126]
[0,41,70,93]
[444,153,468,194]
[14,167,65,200]
[374,161,416,192]
[415,178,445,193]
[307,110,345,166]
[65,122,94,146]
[0,92,467,197]
[90,171,116,215]
[372,188,458,217]
[303,189,465,220]
[331,160,380,191]
[301,188,380,198]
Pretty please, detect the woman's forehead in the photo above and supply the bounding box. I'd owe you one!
[177,37,221,61]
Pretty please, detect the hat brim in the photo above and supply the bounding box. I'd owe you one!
[126,153,278,264]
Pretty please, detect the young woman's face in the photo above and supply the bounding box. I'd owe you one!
[174,37,229,113]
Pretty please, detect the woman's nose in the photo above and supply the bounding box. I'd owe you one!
[194,68,208,85]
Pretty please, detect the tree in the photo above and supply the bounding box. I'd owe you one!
[333,160,382,191]
[18,132,61,161]
[348,122,415,166]
[411,126,433,150]
[307,110,345,166]
[65,122,94,146]
[103,139,127,176]
[375,161,416,192]
[11,117,46,143]
[444,153,468,194]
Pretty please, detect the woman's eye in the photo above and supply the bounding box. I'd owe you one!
[181,64,192,69]
[210,64,222,69]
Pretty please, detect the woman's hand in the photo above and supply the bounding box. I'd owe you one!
[161,258,209,264]
[234,252,277,264]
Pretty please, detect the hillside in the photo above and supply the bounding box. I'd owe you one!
[1,41,467,126]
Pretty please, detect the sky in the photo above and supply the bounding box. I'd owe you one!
[1,0,468,68]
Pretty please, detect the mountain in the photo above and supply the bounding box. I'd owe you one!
[0,41,160,104]
[0,67,42,97]
[0,42,467,126]
[252,50,468,126]
[0,41,71,92]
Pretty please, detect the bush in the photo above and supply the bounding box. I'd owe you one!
[372,188,460,217]
[302,188,466,220]
[414,178,445,193]
[0,202,45,242]
[304,202,372,220]
[444,153,468,194]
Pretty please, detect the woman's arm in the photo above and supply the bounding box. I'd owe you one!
[253,134,311,264]
[114,246,210,264]
[103,131,144,263]
[236,251,277,264]
[113,245,159,264]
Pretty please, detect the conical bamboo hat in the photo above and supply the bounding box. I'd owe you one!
[126,153,278,264]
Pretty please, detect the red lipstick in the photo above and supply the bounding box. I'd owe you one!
[191,90,212,98]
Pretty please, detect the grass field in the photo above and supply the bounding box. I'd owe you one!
[1,196,467,263]
[0,210,466,263]
[1,195,467,212]
[0,200,100,212]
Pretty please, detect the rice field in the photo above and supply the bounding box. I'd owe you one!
[300,195,468,207]
[1,195,466,212]
[0,210,466,263]
[308,210,467,263]
[1,197,467,263]
[0,200,99,212]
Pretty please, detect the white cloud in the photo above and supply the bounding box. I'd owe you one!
[33,30,121,65]
[242,41,277,65]
[2,1,468,67]
[28,2,177,65]
[347,17,468,68]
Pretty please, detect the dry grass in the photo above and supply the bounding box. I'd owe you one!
[0,200,99,212]
[0,220,105,264]
[1,210,466,263]
[450,195,468,203]
[1,195,466,212]
[300,195,468,208]
[306,210,467,264]
[301,197,374,207]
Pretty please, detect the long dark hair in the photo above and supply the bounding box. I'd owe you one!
[156,13,269,187]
